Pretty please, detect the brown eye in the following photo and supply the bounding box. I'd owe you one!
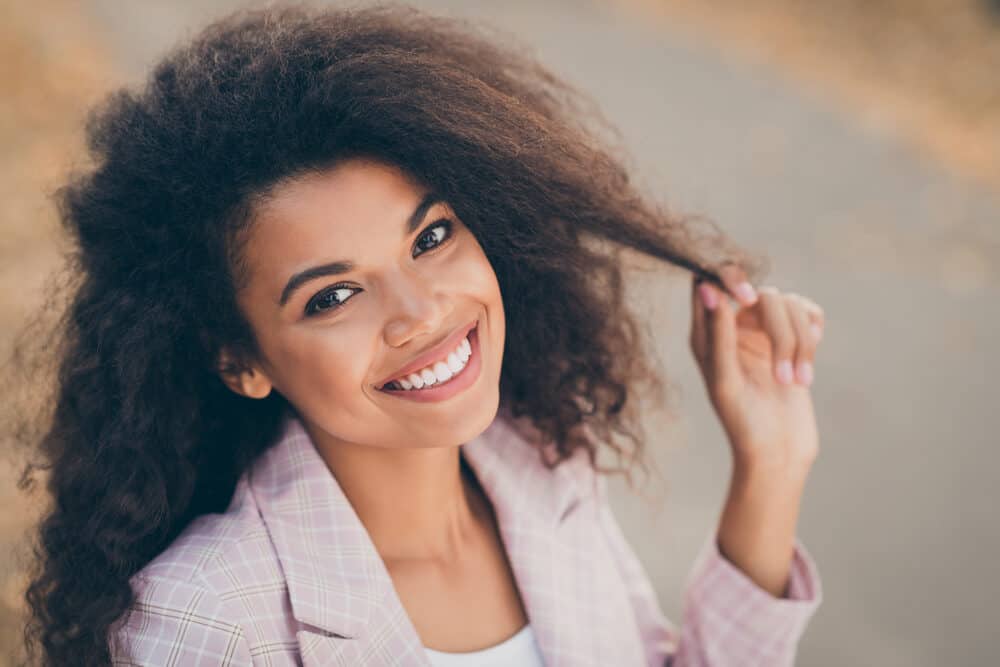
[302,220,453,318]
[304,284,357,317]
[413,219,453,256]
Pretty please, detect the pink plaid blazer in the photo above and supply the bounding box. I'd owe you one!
[111,406,822,666]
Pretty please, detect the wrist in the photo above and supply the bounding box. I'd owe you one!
[732,451,814,486]
[718,463,807,598]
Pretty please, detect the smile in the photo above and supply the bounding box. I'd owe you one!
[376,324,482,403]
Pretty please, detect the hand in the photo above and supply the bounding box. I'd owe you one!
[689,264,825,473]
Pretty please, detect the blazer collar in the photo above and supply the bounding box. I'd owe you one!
[246,404,619,665]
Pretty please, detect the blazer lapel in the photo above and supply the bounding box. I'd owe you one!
[247,411,426,666]
[248,406,643,666]
[461,406,646,666]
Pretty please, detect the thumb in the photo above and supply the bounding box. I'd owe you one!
[706,284,741,387]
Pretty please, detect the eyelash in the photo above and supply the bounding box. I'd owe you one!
[304,219,455,317]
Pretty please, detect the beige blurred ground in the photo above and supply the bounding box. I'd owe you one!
[2,1,998,665]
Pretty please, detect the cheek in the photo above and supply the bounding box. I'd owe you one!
[265,326,373,406]
[449,237,503,305]
[454,242,505,360]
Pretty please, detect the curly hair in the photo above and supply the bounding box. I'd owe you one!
[9,3,767,665]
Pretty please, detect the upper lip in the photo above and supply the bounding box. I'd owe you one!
[375,319,478,388]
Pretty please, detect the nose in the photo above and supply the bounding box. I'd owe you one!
[381,270,448,348]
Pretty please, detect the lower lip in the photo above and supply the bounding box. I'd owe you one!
[376,325,482,403]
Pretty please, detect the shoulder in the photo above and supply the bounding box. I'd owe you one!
[112,572,253,666]
[111,479,291,665]
[135,478,281,593]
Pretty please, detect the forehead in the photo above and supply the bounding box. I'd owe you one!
[258,158,425,231]
[243,159,433,276]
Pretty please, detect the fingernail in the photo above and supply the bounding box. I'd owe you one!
[735,281,757,304]
[776,359,794,384]
[810,323,823,340]
[699,283,719,310]
[796,361,813,385]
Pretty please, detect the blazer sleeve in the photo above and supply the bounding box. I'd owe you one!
[594,476,823,667]
[109,574,253,666]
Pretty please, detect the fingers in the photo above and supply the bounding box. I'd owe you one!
[757,287,823,386]
[707,282,740,387]
[692,266,825,390]
[717,263,759,307]
[756,286,798,385]
[692,276,740,389]
[788,292,825,340]
[690,275,710,369]
[786,294,817,385]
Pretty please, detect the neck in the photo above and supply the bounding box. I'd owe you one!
[307,428,486,564]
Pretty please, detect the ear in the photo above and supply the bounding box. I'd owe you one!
[217,347,274,399]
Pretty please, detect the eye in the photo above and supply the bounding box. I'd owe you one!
[304,284,358,317]
[303,219,455,318]
[413,219,454,256]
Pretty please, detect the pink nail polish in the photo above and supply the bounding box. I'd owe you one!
[797,361,813,385]
[735,282,757,303]
[699,283,718,310]
[776,360,794,384]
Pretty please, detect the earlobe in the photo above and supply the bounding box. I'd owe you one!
[240,369,273,399]
[217,349,273,399]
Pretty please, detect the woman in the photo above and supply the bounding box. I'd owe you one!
[17,4,825,666]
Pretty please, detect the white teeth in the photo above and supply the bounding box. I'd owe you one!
[384,331,474,391]
[432,361,452,382]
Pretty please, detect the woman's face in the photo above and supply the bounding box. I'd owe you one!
[226,157,506,449]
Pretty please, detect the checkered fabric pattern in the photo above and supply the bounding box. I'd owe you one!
[110,406,822,666]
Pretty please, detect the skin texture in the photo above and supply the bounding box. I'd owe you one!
[219,157,525,650]
[691,267,826,597]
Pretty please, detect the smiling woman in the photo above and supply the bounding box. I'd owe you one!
[9,4,822,667]
[217,158,506,446]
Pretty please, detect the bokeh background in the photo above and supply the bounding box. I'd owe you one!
[2,1,998,665]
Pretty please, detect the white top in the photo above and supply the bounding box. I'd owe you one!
[424,624,545,666]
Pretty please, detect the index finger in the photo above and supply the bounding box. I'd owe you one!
[718,263,759,307]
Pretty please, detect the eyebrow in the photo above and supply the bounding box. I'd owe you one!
[278,191,444,307]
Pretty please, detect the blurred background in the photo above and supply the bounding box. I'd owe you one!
[2,1,998,665]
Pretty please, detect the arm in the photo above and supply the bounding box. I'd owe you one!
[595,474,823,667]
[672,272,826,663]
[716,463,809,599]
[109,575,253,666]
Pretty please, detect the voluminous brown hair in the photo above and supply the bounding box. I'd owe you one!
[11,3,766,664]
